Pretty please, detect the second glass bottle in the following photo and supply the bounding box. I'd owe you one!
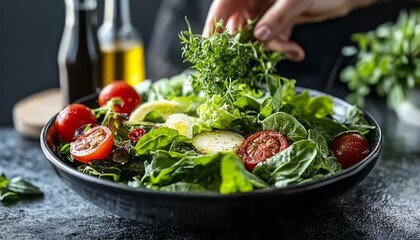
[98,0,146,87]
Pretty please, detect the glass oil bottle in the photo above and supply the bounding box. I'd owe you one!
[98,0,146,87]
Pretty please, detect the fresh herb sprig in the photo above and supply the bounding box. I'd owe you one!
[0,173,43,203]
[341,10,420,108]
[179,18,283,105]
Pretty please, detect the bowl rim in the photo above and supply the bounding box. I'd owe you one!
[40,88,382,199]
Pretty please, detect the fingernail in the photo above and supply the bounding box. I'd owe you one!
[254,26,271,41]
[286,51,305,62]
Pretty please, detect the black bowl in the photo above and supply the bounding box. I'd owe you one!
[40,89,382,230]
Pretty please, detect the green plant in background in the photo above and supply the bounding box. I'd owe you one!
[341,10,420,108]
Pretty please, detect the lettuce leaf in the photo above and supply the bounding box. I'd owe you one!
[197,95,242,130]
[134,127,192,155]
[220,153,253,194]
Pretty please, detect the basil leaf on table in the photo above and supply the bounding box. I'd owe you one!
[0,173,43,203]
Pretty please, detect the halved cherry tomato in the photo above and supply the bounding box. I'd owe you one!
[70,126,114,164]
[328,132,370,169]
[98,81,141,114]
[55,103,96,142]
[128,128,146,142]
[238,130,289,171]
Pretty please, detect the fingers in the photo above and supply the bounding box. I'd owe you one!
[254,0,314,41]
[202,0,306,62]
[203,0,235,36]
[226,12,246,34]
[261,21,304,62]
[264,37,305,62]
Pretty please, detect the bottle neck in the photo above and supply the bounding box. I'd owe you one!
[64,0,97,27]
[103,0,131,29]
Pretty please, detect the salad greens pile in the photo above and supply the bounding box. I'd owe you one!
[59,20,374,194]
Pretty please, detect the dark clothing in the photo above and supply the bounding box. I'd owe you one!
[147,0,418,94]
[147,0,211,80]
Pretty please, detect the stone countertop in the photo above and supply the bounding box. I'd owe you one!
[1,100,420,240]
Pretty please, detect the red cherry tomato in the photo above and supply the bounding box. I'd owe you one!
[55,104,96,142]
[128,128,146,142]
[70,126,114,164]
[98,81,141,114]
[328,132,370,169]
[238,130,289,171]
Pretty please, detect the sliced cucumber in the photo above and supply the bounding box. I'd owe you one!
[192,130,244,154]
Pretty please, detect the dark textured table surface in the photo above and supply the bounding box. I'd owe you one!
[1,99,420,240]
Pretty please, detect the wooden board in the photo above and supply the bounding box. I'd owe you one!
[13,88,63,139]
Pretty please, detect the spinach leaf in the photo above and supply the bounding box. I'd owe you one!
[172,96,205,117]
[169,140,197,155]
[288,91,334,118]
[234,95,261,112]
[252,140,317,188]
[78,157,146,183]
[145,70,195,102]
[142,152,260,194]
[142,150,188,184]
[262,112,307,141]
[299,116,348,142]
[134,127,192,155]
[244,171,269,189]
[260,77,296,117]
[229,112,261,137]
[259,97,274,118]
[220,153,253,194]
[302,130,341,179]
[144,153,222,192]
[343,106,376,135]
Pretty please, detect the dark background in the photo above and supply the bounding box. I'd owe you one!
[0,0,163,125]
[1,0,417,126]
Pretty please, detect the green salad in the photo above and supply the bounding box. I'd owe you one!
[56,20,374,194]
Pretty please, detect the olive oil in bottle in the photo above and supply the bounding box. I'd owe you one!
[98,0,145,87]
[101,41,145,86]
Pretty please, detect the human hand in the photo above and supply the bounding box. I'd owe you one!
[203,0,378,62]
